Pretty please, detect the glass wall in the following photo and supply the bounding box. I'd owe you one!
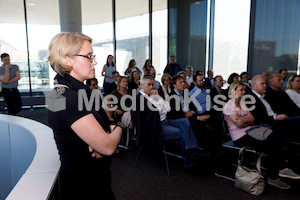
[27,0,60,91]
[153,0,168,81]
[250,0,300,76]
[168,0,208,73]
[115,0,149,76]
[213,0,250,85]
[0,1,28,92]
[82,0,113,86]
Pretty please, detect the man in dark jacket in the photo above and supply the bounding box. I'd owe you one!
[246,75,300,142]
[163,56,182,76]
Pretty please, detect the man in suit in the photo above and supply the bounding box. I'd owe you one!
[167,75,216,156]
[204,69,214,89]
[210,75,226,107]
[106,71,119,95]
[247,75,300,142]
[264,74,300,117]
[134,76,206,170]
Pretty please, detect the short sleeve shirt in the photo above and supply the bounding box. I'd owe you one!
[0,64,20,88]
[223,100,251,141]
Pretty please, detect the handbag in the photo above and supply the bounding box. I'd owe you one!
[235,147,265,196]
[246,125,273,141]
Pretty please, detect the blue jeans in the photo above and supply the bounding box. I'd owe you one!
[161,118,199,167]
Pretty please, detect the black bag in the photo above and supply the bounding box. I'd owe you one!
[234,147,265,196]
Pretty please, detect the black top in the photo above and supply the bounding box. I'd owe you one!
[128,80,139,95]
[265,87,300,117]
[163,63,182,76]
[48,74,114,199]
[107,81,117,95]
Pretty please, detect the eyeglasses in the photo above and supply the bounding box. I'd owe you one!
[74,54,96,62]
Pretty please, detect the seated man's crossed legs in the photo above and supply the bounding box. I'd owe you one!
[161,118,207,168]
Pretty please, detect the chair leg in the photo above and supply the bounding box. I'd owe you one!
[163,146,170,176]
[135,145,143,168]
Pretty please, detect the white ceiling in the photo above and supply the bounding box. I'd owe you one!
[0,0,167,25]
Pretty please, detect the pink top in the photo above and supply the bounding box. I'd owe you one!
[223,100,251,141]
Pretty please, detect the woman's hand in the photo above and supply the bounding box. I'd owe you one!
[89,146,102,159]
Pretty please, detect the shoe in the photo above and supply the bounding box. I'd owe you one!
[279,169,300,179]
[187,149,210,161]
[268,178,291,189]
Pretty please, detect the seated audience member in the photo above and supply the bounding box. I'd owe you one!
[240,71,251,93]
[167,75,215,155]
[210,75,226,107]
[135,76,206,171]
[264,74,300,117]
[128,71,140,95]
[107,71,119,95]
[285,75,300,108]
[190,70,204,90]
[86,78,113,122]
[262,71,270,89]
[106,76,131,122]
[149,67,161,90]
[223,82,300,190]
[177,71,190,89]
[247,75,300,142]
[204,69,214,89]
[224,72,240,98]
[124,59,141,76]
[185,66,194,87]
[190,74,224,153]
[142,59,152,76]
[279,68,288,90]
[158,74,172,99]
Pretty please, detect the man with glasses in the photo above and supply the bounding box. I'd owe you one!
[0,53,22,115]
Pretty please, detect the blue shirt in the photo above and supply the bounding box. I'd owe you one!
[189,86,213,115]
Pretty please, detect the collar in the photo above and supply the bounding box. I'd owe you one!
[174,89,183,96]
[252,90,265,99]
[55,73,92,97]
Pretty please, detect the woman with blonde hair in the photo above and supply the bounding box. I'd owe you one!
[158,73,172,99]
[47,32,124,199]
[223,82,300,190]
[285,74,300,108]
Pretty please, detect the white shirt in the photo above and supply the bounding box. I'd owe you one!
[186,75,193,86]
[252,90,277,118]
[139,91,171,121]
[286,89,300,108]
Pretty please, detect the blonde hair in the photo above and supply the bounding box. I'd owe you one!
[47,32,92,76]
[117,76,128,91]
[161,74,172,85]
[285,74,300,90]
[228,82,246,97]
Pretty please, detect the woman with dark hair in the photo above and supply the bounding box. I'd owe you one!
[124,59,141,76]
[47,32,124,199]
[223,82,300,190]
[128,71,140,95]
[102,55,116,95]
[142,59,152,75]
[224,72,240,99]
